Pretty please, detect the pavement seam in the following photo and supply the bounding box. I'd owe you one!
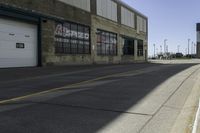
[138,65,200,133]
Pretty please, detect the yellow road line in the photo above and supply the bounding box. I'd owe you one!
[0,69,144,105]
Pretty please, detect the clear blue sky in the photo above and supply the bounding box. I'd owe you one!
[123,0,200,56]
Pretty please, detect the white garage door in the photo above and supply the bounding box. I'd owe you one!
[0,18,38,68]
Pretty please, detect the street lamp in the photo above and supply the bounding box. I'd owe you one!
[177,45,180,53]
[156,48,158,55]
[191,41,194,55]
[160,45,162,54]
[164,39,167,54]
[153,44,156,58]
[185,48,187,56]
[188,39,190,56]
[166,45,168,53]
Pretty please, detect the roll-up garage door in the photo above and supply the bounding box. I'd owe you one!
[0,18,38,68]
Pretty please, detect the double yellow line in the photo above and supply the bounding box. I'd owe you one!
[0,69,143,105]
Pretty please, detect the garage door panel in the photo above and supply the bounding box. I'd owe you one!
[0,50,36,58]
[0,41,36,51]
[0,29,37,43]
[0,41,36,58]
[0,18,38,68]
[0,31,17,42]
[0,41,16,50]
[0,58,37,68]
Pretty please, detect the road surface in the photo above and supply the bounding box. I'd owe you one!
[0,61,199,133]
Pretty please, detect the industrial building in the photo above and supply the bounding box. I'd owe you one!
[0,0,148,68]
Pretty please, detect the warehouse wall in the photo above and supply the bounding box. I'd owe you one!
[0,0,148,66]
[91,15,147,64]
[0,0,91,25]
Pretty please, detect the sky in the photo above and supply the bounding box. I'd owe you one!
[123,0,200,56]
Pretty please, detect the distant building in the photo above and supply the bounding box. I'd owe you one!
[0,0,148,68]
[196,23,200,58]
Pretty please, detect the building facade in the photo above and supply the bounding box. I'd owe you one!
[0,0,148,68]
[196,23,200,58]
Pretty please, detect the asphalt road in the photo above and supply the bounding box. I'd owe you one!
[0,62,199,133]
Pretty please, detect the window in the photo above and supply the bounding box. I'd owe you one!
[138,40,144,56]
[123,37,134,55]
[97,0,117,22]
[137,16,147,33]
[54,22,90,54]
[121,7,135,28]
[97,30,117,55]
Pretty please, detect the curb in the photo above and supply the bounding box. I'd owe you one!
[170,66,200,133]
[192,98,200,133]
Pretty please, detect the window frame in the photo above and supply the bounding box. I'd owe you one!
[96,29,118,56]
[122,37,135,55]
[137,40,144,56]
[54,21,91,55]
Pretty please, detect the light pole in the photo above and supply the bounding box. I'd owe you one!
[177,45,180,53]
[188,39,190,56]
[153,44,156,58]
[166,45,168,53]
[156,48,158,55]
[164,39,167,54]
[191,41,194,55]
[185,48,187,56]
[160,45,162,54]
